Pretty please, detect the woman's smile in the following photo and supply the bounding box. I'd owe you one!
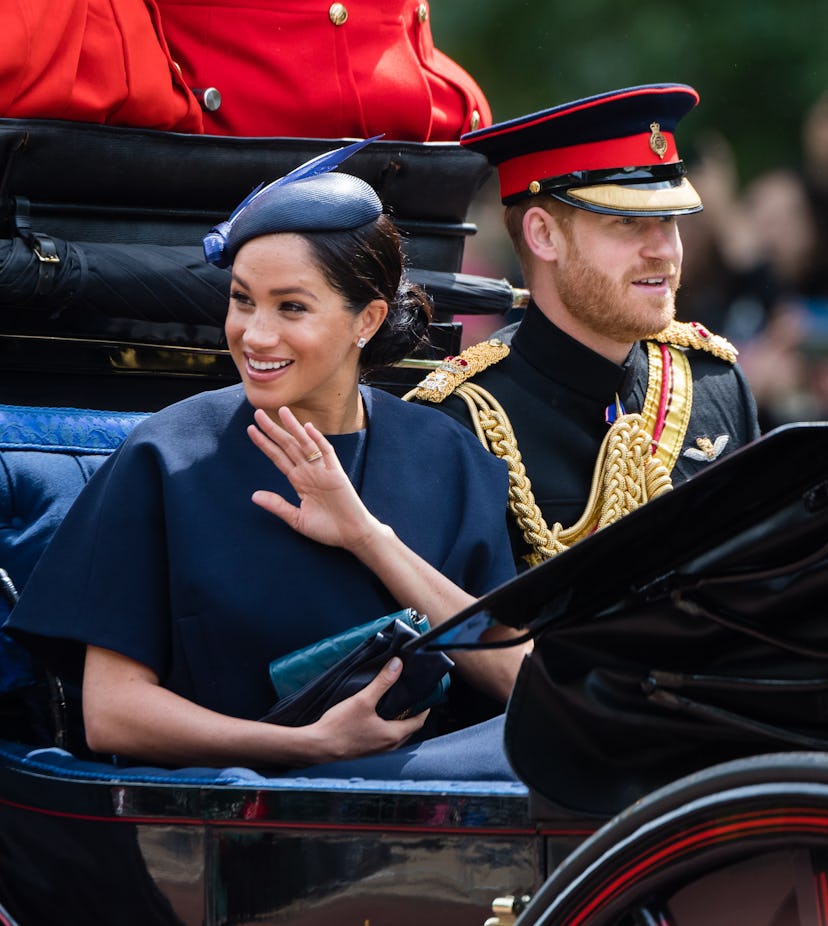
[246,355,294,375]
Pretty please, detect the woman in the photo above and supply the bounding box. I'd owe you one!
[4,143,523,769]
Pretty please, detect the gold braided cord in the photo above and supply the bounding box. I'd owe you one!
[402,332,698,566]
[454,383,674,566]
[456,383,564,560]
[649,320,738,364]
[451,382,489,447]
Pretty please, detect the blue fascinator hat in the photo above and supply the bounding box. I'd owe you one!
[203,137,384,268]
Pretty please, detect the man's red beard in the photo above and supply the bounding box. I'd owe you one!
[555,246,681,344]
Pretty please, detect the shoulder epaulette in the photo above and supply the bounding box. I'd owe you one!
[409,338,510,403]
[648,320,738,364]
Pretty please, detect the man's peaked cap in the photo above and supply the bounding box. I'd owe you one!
[461,84,703,216]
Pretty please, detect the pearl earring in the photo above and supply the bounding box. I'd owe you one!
[356,337,368,349]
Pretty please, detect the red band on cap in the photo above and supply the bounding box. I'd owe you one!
[498,131,679,199]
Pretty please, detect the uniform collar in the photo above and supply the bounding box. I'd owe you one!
[511,301,640,403]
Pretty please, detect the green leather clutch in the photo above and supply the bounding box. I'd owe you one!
[268,608,450,706]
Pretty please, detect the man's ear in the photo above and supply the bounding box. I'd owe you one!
[522,206,564,262]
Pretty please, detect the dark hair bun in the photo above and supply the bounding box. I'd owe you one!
[361,280,433,368]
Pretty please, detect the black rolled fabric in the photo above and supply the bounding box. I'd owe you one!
[405,269,519,316]
[0,239,517,326]
[0,237,86,309]
[0,238,230,325]
[78,242,229,325]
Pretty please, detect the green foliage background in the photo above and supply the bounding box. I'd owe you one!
[430,0,828,184]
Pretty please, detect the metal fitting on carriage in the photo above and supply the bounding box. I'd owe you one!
[484,892,532,926]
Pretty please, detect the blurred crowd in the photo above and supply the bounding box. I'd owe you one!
[678,90,828,431]
[461,91,828,432]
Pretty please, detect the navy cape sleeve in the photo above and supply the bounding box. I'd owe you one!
[5,424,174,683]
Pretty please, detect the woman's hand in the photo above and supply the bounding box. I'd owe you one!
[306,657,428,763]
[248,406,386,552]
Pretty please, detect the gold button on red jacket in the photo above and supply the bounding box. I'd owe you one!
[154,0,492,139]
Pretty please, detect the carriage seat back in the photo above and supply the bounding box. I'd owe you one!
[0,404,148,619]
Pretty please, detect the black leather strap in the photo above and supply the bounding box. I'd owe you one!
[11,196,60,295]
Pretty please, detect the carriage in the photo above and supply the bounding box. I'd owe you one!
[1,115,828,926]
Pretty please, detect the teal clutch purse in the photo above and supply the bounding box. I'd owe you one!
[268,608,450,707]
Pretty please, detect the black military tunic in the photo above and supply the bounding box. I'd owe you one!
[412,302,761,568]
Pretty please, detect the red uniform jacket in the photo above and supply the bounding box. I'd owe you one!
[0,0,203,132]
[155,0,492,139]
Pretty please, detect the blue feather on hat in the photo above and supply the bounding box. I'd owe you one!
[203,136,384,267]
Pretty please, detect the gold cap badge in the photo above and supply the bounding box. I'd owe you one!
[649,122,668,159]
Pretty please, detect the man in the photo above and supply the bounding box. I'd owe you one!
[407,83,760,569]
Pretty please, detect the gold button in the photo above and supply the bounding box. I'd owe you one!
[528,180,541,195]
[417,2,428,23]
[469,109,481,131]
[329,3,348,25]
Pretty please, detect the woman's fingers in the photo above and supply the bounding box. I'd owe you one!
[248,412,316,477]
[340,657,429,725]
[299,418,336,458]
[247,422,292,471]
[372,655,404,691]
[311,658,428,759]
[250,408,300,465]
[276,407,335,467]
[250,489,301,529]
[251,407,334,472]
[361,657,430,723]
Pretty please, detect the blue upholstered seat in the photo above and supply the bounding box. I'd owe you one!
[0,404,150,612]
